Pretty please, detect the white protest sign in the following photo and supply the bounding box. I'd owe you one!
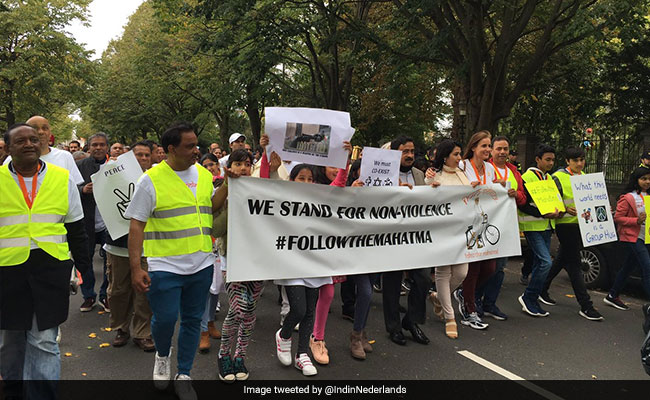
[226,177,520,282]
[359,147,401,187]
[91,151,144,240]
[570,172,617,247]
[264,107,355,169]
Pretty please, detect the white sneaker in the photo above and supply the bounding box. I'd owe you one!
[275,329,292,366]
[56,326,61,343]
[174,374,197,400]
[294,353,317,376]
[153,348,172,390]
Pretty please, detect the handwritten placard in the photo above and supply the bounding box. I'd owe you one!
[570,173,617,247]
[359,147,401,187]
[525,179,565,215]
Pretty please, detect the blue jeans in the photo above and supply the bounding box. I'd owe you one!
[523,230,553,301]
[348,274,373,332]
[80,229,109,300]
[0,315,60,399]
[200,293,219,332]
[147,266,213,376]
[476,257,507,308]
[610,239,650,300]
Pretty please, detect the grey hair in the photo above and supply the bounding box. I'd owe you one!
[88,132,108,145]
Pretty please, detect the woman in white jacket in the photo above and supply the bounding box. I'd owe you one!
[424,139,470,339]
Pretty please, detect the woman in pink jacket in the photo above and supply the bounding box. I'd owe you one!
[605,167,650,310]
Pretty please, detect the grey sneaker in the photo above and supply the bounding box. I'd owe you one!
[460,312,489,330]
[174,374,197,400]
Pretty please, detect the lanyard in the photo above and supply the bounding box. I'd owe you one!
[470,159,486,185]
[490,161,508,181]
[16,163,43,209]
[532,169,547,181]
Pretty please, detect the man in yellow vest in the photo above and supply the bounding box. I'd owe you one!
[125,123,214,400]
[640,152,650,169]
[0,123,90,399]
[475,136,527,321]
[517,144,561,317]
[539,147,603,321]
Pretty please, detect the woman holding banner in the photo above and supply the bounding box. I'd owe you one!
[605,167,650,309]
[425,139,470,339]
[454,131,498,330]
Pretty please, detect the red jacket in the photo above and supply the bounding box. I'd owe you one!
[615,192,642,242]
[489,160,527,206]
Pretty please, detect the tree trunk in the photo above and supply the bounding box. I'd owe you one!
[245,83,261,147]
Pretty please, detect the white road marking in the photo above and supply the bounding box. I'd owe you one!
[458,350,565,400]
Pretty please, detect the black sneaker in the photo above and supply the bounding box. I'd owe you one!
[579,308,604,321]
[80,298,96,312]
[218,355,236,383]
[372,283,382,293]
[233,356,249,381]
[603,294,629,310]
[519,275,529,285]
[99,297,110,313]
[538,293,557,306]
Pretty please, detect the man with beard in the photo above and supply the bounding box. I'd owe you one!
[381,136,431,346]
[76,133,111,313]
[69,140,81,153]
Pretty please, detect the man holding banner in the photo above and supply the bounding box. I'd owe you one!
[539,147,603,321]
[518,144,561,317]
[382,135,431,346]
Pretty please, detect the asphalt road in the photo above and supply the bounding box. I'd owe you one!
[58,252,649,389]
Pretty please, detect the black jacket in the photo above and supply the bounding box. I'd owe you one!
[0,220,91,331]
[76,155,108,244]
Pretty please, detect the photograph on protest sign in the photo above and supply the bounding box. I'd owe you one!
[283,122,331,158]
[91,150,144,240]
[359,147,401,187]
[524,179,566,214]
[570,173,617,247]
[265,107,354,169]
[226,177,520,282]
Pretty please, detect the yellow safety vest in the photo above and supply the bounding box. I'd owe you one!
[518,168,556,232]
[0,163,70,266]
[143,161,213,257]
[554,169,584,225]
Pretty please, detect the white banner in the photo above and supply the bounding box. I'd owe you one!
[359,147,401,187]
[570,172,618,247]
[226,177,521,282]
[264,107,355,169]
[91,151,144,240]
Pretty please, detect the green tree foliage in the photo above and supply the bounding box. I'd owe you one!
[0,0,94,130]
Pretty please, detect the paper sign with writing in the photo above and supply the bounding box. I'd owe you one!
[570,173,617,247]
[525,179,565,215]
[359,147,401,187]
[645,196,650,244]
[91,151,144,240]
[264,107,355,169]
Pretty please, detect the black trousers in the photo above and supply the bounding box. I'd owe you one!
[542,223,593,310]
[340,279,356,316]
[382,268,430,334]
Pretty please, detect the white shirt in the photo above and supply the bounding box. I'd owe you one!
[4,147,84,185]
[274,276,333,289]
[124,164,215,275]
[7,162,84,249]
[399,170,415,186]
[218,154,230,169]
[459,159,497,184]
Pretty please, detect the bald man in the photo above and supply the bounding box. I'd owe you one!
[3,116,84,185]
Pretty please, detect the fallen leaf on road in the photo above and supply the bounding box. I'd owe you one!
[103,327,112,332]
[87,346,93,350]
[64,352,72,357]
[99,343,110,348]
[592,375,597,379]
[82,373,87,376]
[88,333,97,338]
[97,311,105,315]
[368,340,376,344]
[565,294,575,298]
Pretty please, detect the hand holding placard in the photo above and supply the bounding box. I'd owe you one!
[524,180,565,215]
